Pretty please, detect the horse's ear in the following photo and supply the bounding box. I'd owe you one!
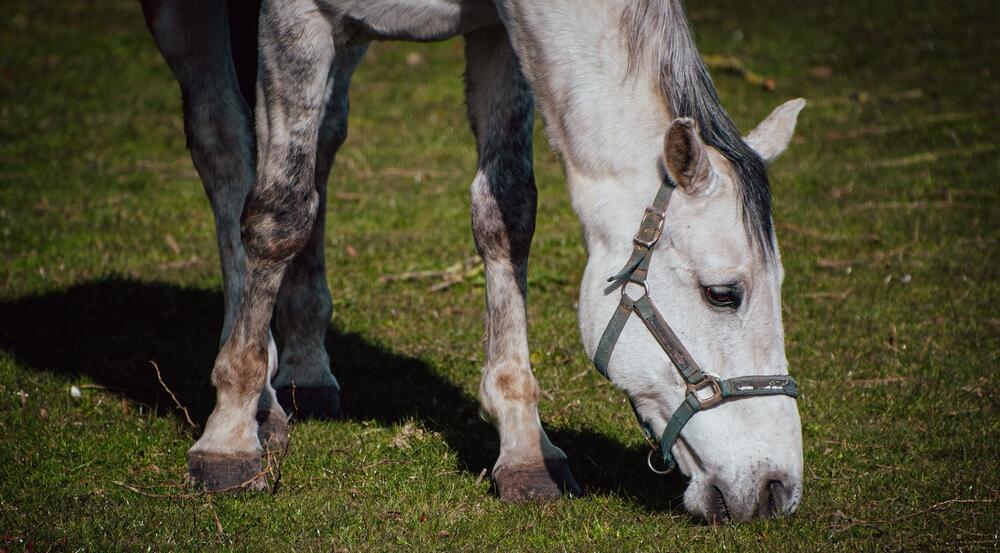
[664,117,713,194]
[745,98,806,163]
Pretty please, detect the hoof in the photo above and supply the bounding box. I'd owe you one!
[276,385,341,420]
[256,408,290,453]
[494,459,582,502]
[188,450,268,492]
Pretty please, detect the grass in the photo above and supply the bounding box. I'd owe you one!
[0,0,997,550]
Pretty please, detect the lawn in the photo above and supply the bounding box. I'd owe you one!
[0,0,997,550]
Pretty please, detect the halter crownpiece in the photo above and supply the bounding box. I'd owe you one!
[593,172,798,473]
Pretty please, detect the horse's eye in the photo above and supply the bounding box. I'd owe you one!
[704,285,741,309]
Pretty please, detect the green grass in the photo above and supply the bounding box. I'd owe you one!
[1,0,997,550]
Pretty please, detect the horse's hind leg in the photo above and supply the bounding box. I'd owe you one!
[465,25,581,501]
[187,0,335,490]
[272,45,367,420]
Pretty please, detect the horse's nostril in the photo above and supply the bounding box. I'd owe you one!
[759,478,789,518]
[707,483,731,524]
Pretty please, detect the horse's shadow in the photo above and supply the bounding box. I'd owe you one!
[0,279,686,510]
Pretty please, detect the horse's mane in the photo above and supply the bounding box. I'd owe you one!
[620,0,774,259]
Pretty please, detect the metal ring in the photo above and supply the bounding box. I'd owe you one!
[621,280,650,301]
[647,449,673,475]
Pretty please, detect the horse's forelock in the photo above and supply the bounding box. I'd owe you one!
[619,0,775,260]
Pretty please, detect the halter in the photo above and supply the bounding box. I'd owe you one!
[593,172,798,474]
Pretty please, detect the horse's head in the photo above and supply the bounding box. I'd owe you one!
[579,99,806,522]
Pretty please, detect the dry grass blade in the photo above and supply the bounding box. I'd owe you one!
[208,500,224,543]
[150,360,197,428]
[848,376,916,386]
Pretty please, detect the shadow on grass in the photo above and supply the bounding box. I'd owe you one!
[0,279,687,511]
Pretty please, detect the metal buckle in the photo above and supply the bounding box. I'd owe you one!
[687,375,723,409]
[633,207,666,249]
[621,279,650,300]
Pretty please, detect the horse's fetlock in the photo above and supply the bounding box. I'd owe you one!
[213,342,270,399]
[492,369,539,404]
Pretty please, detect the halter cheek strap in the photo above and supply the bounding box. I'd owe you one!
[593,175,798,473]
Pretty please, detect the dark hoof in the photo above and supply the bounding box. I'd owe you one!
[188,451,268,492]
[494,459,582,502]
[256,408,289,453]
[275,385,341,420]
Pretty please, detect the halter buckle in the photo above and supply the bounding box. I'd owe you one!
[621,279,650,300]
[633,207,666,249]
[687,375,723,409]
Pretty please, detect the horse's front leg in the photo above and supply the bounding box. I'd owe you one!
[187,0,335,491]
[140,0,289,452]
[465,24,581,501]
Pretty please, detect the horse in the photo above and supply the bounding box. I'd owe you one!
[140,0,806,522]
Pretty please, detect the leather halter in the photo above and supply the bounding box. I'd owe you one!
[593,173,798,473]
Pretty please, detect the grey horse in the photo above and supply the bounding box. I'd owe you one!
[141,0,805,522]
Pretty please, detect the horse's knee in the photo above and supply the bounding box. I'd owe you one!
[240,146,319,263]
[470,173,536,262]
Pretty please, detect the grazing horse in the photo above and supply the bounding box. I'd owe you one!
[141,0,806,522]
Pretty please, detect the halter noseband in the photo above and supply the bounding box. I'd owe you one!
[593,173,798,473]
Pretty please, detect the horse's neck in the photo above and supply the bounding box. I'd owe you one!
[501,0,672,252]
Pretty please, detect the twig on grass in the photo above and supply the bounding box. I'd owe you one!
[804,289,853,301]
[703,55,775,90]
[150,361,197,429]
[775,222,840,241]
[825,112,989,140]
[264,448,284,496]
[379,268,450,283]
[816,258,854,270]
[894,498,998,522]
[860,144,995,169]
[829,510,886,537]
[379,256,484,292]
[811,88,925,108]
[334,191,363,201]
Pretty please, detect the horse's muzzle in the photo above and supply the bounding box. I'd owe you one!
[692,471,801,523]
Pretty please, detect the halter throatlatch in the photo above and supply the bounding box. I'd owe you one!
[593,174,798,474]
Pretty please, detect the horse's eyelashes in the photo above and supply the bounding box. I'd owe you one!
[703,284,742,309]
